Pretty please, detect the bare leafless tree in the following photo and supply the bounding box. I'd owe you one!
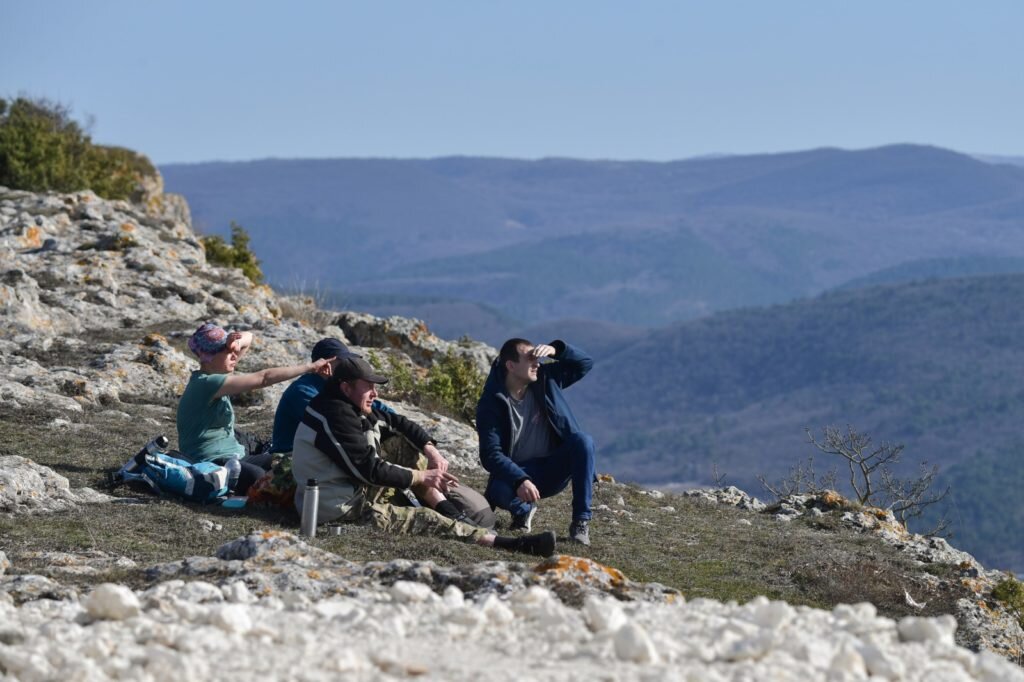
[758,453,838,498]
[710,455,728,487]
[880,462,951,535]
[806,425,906,504]
[804,425,950,536]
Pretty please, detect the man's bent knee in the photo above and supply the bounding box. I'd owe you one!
[565,431,595,455]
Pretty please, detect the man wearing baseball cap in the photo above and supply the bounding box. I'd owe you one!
[292,354,556,555]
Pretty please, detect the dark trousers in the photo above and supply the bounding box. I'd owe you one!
[484,431,595,522]
[233,460,266,496]
[231,429,272,494]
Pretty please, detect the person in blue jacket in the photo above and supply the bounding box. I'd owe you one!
[476,338,596,545]
[271,338,353,454]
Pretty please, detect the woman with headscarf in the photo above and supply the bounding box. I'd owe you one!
[178,322,334,494]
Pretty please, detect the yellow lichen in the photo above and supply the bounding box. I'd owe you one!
[21,225,42,248]
[820,490,846,508]
[534,555,628,588]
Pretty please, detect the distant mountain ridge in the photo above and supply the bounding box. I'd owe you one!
[162,145,1024,336]
[833,255,1024,292]
[570,272,1024,572]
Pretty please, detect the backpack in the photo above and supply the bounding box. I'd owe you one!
[113,451,229,503]
[246,453,297,510]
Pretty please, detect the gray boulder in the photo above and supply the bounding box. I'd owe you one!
[682,486,766,511]
[337,311,496,374]
[0,456,111,514]
[388,401,481,470]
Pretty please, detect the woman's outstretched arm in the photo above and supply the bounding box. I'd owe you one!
[214,357,333,398]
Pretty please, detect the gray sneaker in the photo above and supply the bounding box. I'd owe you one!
[510,506,536,532]
[568,518,590,546]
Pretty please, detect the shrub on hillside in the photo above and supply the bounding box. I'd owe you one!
[0,97,152,200]
[422,351,486,423]
[201,221,264,284]
[991,576,1024,664]
[368,349,485,424]
[992,576,1024,621]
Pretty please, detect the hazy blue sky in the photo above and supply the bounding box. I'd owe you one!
[2,1,1021,164]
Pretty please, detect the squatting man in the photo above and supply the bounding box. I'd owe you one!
[476,338,596,545]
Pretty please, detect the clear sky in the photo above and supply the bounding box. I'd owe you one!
[2,1,1021,164]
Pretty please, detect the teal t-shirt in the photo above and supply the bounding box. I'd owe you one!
[176,371,245,462]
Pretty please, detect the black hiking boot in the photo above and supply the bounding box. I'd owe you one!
[512,530,557,556]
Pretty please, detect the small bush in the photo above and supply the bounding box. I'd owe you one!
[88,144,155,200]
[201,221,264,284]
[992,575,1024,665]
[370,349,484,424]
[993,576,1024,624]
[0,96,150,200]
[422,351,486,423]
[369,350,418,402]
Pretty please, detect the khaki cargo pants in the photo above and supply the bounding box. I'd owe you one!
[335,438,487,543]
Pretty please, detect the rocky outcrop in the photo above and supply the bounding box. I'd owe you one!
[0,187,281,335]
[337,311,496,374]
[0,456,110,514]
[143,531,679,605]
[682,485,766,511]
[693,486,1024,662]
[387,402,480,470]
[0,186,487,421]
[0,532,1020,681]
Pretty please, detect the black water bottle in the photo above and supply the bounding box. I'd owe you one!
[129,435,169,470]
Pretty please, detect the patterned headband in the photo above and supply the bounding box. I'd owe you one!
[188,322,228,363]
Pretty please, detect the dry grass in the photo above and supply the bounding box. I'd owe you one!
[0,397,972,628]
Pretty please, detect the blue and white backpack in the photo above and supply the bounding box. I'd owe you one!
[114,450,229,503]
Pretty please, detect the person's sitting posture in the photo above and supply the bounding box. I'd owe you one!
[292,355,555,555]
[476,338,596,545]
[270,338,352,455]
[272,338,495,528]
[177,322,333,495]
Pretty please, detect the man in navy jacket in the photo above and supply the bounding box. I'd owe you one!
[476,338,596,545]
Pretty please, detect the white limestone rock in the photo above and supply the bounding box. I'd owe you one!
[898,614,957,645]
[390,580,434,603]
[614,621,659,663]
[584,594,628,633]
[744,597,796,629]
[85,583,141,620]
[442,585,465,608]
[683,486,765,511]
[210,604,252,634]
